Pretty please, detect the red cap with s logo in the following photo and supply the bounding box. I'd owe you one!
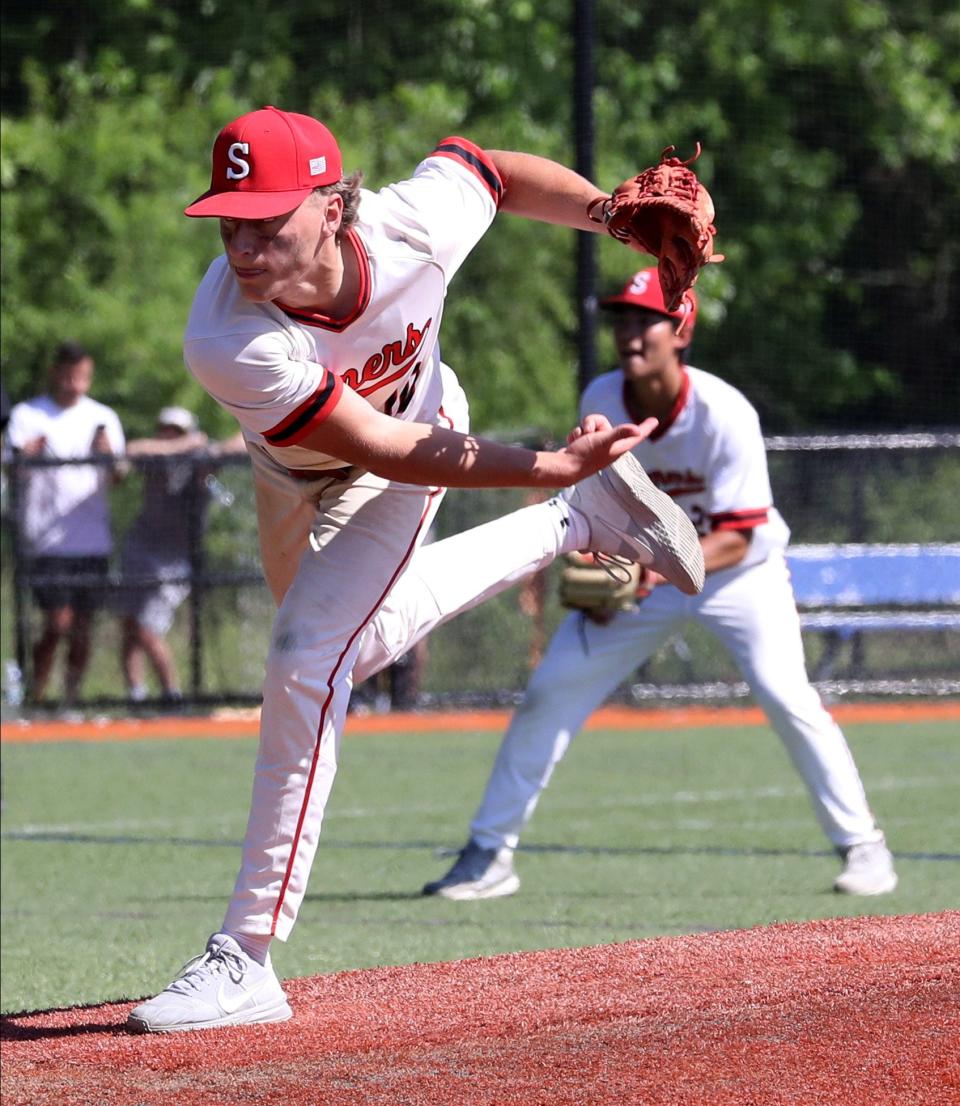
[601,266,698,333]
[184,106,343,219]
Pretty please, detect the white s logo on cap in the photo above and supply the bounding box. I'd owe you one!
[629,271,653,295]
[226,142,251,180]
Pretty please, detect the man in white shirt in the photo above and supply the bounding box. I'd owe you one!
[6,342,125,704]
[423,268,897,903]
[128,107,705,1033]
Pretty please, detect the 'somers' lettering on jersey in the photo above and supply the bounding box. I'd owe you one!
[182,137,503,472]
[340,320,433,396]
[580,366,791,568]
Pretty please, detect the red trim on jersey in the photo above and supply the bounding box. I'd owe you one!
[262,372,344,446]
[649,369,691,440]
[431,137,503,208]
[711,507,770,532]
[270,486,444,937]
[274,229,371,331]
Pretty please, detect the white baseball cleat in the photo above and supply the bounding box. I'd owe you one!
[126,933,292,1033]
[833,840,898,896]
[422,840,520,901]
[562,452,705,595]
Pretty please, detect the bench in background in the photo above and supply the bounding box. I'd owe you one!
[786,543,960,679]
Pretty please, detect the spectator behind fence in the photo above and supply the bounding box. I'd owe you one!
[117,410,246,703]
[5,342,125,706]
[116,406,207,703]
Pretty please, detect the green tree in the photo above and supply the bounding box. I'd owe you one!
[592,0,959,428]
[1,63,280,434]
[2,1,957,434]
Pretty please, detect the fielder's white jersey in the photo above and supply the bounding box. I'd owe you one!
[183,138,502,471]
[581,366,790,568]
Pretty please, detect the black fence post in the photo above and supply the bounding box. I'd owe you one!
[573,0,598,396]
[7,456,31,691]
[187,471,205,698]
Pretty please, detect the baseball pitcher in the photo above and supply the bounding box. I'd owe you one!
[128,110,715,1032]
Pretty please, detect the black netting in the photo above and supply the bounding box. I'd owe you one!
[2,434,957,714]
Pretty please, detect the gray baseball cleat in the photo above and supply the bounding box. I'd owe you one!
[126,933,292,1032]
[833,840,898,896]
[562,451,705,595]
[423,840,520,901]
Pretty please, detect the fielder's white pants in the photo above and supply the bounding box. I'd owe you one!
[224,373,574,940]
[468,554,884,853]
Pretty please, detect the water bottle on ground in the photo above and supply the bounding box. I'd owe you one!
[3,660,24,707]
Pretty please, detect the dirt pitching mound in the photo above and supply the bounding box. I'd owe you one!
[3,912,958,1106]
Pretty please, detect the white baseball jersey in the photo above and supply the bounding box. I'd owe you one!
[6,394,125,556]
[184,137,502,471]
[460,366,883,860]
[580,366,790,567]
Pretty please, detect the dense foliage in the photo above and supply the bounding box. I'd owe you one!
[2,1,957,435]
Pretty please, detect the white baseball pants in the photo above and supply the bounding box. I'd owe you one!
[468,553,884,853]
[224,374,576,940]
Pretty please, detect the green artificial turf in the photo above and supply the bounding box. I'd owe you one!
[1,719,957,1013]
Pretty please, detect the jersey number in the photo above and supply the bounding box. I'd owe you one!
[384,363,421,417]
[689,504,708,536]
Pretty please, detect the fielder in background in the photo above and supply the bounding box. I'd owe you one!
[128,109,707,1032]
[423,268,898,903]
[5,342,125,708]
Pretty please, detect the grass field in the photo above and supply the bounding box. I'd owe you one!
[1,717,958,1015]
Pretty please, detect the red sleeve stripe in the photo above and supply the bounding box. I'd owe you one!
[263,373,343,446]
[711,508,769,532]
[432,137,503,207]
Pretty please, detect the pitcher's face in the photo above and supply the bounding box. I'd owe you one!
[219,192,338,304]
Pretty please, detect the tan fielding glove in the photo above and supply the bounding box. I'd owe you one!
[559,552,642,620]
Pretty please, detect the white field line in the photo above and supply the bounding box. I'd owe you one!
[5,775,943,836]
[4,817,238,837]
[583,774,945,812]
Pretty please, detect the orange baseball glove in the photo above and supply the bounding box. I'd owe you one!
[590,144,723,313]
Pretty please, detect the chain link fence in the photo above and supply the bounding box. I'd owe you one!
[2,432,958,715]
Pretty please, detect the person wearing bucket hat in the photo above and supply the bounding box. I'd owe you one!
[127,111,710,1033]
[113,407,207,705]
[421,266,897,905]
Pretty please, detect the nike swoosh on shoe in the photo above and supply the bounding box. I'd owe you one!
[217,978,274,1015]
[596,518,656,564]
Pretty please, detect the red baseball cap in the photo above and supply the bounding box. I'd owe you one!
[185,106,343,219]
[601,267,698,331]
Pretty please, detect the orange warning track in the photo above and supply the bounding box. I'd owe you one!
[2,912,957,1106]
[1,700,957,744]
